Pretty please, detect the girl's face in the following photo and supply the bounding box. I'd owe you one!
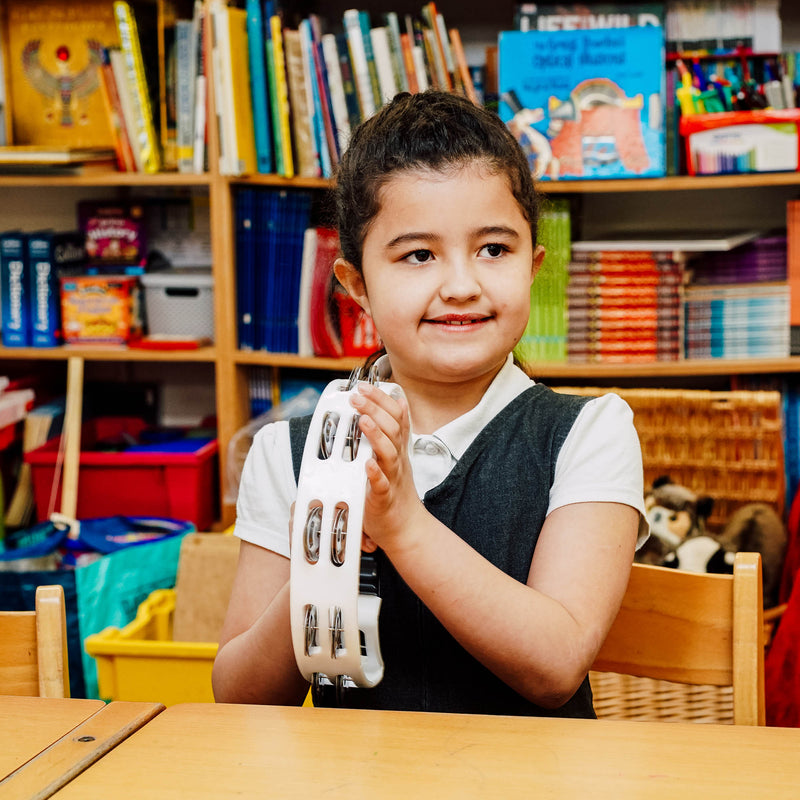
[336,163,543,392]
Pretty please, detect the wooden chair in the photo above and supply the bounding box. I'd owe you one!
[591,551,764,725]
[0,584,70,698]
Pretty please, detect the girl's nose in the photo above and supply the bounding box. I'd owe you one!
[439,259,481,302]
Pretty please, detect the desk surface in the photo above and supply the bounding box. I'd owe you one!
[51,702,800,799]
[0,696,104,779]
[0,697,163,800]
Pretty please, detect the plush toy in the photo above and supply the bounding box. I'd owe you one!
[640,475,788,607]
[639,475,713,566]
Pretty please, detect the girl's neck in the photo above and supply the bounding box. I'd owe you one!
[395,368,502,435]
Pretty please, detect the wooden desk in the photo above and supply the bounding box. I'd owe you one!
[0,696,163,800]
[51,703,800,799]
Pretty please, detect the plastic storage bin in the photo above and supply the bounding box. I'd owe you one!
[85,588,217,705]
[24,417,218,530]
[140,270,214,340]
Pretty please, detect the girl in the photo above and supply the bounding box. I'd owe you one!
[213,91,647,717]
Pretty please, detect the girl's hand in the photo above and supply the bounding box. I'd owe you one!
[350,382,424,552]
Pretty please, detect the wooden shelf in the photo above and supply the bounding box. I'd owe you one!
[233,351,800,378]
[541,172,800,194]
[0,172,212,188]
[0,345,217,362]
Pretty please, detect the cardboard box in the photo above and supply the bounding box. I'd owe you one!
[60,274,142,344]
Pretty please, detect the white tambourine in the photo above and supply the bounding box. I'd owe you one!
[289,364,401,694]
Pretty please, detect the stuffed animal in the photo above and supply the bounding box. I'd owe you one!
[640,476,788,607]
[639,475,713,566]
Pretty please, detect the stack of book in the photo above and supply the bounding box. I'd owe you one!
[684,234,790,360]
[515,199,570,363]
[212,2,477,178]
[566,248,685,363]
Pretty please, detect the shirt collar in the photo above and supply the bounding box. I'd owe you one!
[376,353,534,461]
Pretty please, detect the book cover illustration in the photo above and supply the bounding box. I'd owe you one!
[498,26,666,181]
[4,0,120,148]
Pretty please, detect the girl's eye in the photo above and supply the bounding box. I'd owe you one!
[480,243,508,258]
[404,249,433,265]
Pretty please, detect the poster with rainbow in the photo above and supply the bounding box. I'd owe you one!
[498,26,666,181]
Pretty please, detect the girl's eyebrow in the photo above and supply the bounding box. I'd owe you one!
[386,226,520,250]
[385,231,439,249]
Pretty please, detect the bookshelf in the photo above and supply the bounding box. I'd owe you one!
[3,1,800,529]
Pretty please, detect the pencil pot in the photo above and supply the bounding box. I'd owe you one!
[680,109,800,176]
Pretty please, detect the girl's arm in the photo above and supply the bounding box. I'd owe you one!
[351,382,639,708]
[212,541,309,705]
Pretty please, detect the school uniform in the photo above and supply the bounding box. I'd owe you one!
[235,354,647,716]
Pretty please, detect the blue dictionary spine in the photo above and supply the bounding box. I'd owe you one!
[1,232,30,347]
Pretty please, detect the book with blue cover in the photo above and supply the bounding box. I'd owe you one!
[27,231,87,347]
[498,25,666,181]
[0,232,30,346]
[247,0,274,174]
[235,188,257,350]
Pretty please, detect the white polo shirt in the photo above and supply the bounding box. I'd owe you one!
[235,354,648,557]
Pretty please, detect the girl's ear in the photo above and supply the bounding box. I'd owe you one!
[334,257,371,314]
[532,244,546,283]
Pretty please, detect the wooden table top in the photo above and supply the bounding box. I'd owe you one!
[0,697,163,800]
[50,702,800,799]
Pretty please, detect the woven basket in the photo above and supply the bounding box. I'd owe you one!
[557,387,785,532]
[590,671,734,724]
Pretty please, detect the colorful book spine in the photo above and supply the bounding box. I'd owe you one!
[246,0,274,174]
[27,231,87,348]
[270,14,295,178]
[383,12,409,93]
[175,19,197,173]
[335,32,364,131]
[98,47,137,171]
[322,33,352,154]
[109,47,144,172]
[0,232,30,347]
[113,1,161,173]
[344,8,377,119]
[370,27,399,105]
[284,28,318,178]
[228,6,258,176]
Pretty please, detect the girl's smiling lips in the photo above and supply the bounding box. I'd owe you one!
[425,313,492,326]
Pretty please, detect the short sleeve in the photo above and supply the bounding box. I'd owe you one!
[549,393,649,546]
[234,420,296,558]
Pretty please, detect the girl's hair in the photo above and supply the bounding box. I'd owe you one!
[334,90,542,272]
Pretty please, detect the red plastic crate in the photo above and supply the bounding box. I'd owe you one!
[24,417,218,530]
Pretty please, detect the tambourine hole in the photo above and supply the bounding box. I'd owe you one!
[303,504,323,564]
[318,412,340,459]
[331,503,349,566]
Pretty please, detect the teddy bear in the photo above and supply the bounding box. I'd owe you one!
[640,475,787,607]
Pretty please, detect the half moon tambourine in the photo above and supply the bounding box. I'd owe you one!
[289,363,402,696]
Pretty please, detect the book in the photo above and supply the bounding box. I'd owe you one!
[191,0,207,174]
[370,27,398,105]
[246,0,273,174]
[108,46,144,171]
[114,0,162,172]
[0,232,30,346]
[321,33,352,155]
[3,0,119,148]
[283,28,317,178]
[0,145,116,164]
[299,18,331,177]
[175,18,197,173]
[235,187,256,349]
[514,3,665,32]
[98,47,137,171]
[498,25,666,181]
[307,16,339,169]
[382,12,408,94]
[448,28,478,105]
[335,32,364,133]
[297,226,343,358]
[27,230,87,347]
[572,230,763,253]
[226,5,258,176]
[269,14,294,178]
[343,8,377,120]
[156,0,180,170]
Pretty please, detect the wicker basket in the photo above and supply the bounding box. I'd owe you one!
[590,671,734,724]
[558,387,785,532]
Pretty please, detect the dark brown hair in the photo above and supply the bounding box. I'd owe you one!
[333,91,542,273]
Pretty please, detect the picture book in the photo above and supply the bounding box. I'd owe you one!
[3,0,120,148]
[498,25,666,181]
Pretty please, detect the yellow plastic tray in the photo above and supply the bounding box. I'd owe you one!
[85,588,217,706]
